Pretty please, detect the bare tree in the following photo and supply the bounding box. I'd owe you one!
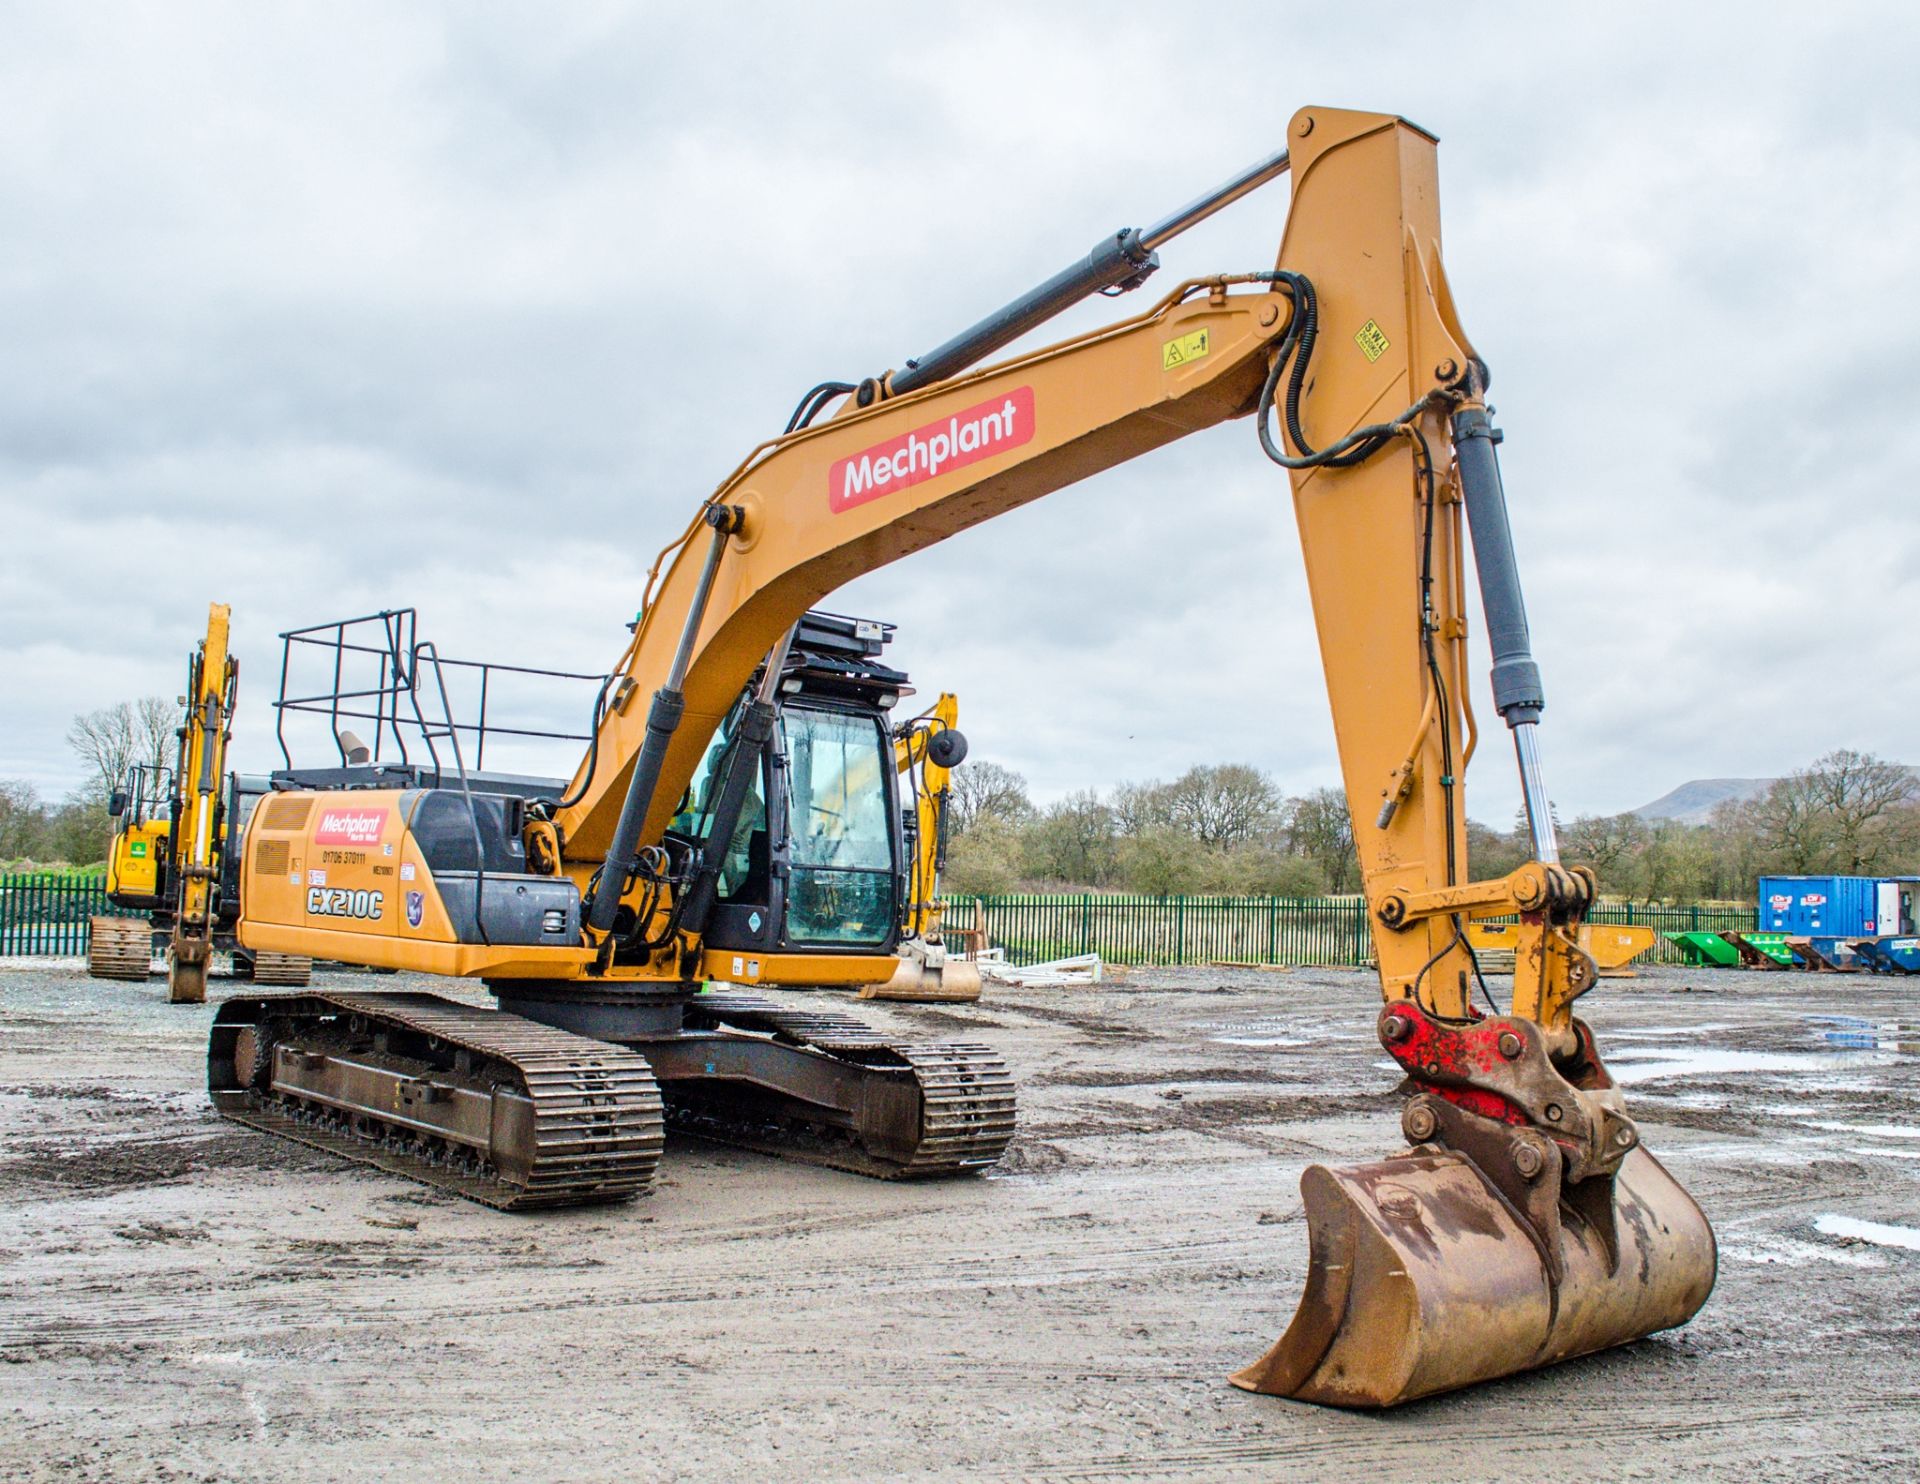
[136,695,179,773]
[947,759,1033,835]
[1744,749,1917,874]
[1161,764,1280,848]
[1110,779,1176,837]
[1561,811,1647,880]
[0,779,44,859]
[67,695,178,805]
[1284,787,1360,893]
[1467,818,1528,882]
[67,704,139,804]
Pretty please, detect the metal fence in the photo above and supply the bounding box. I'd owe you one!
[0,872,120,956]
[948,894,1373,968]
[0,876,1761,965]
[945,893,1759,970]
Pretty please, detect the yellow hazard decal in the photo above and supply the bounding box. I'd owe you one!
[1354,319,1391,363]
[1161,327,1210,370]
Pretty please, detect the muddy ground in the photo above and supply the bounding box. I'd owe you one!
[2,958,1916,1482]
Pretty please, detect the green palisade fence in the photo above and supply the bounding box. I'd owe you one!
[944,894,1758,970]
[0,872,120,956]
[0,879,1759,966]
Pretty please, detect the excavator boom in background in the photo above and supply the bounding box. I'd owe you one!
[91,603,310,1000]
[211,106,1715,1406]
[865,691,979,1002]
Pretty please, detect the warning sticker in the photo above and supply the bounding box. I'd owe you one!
[1354,319,1391,363]
[1161,328,1210,370]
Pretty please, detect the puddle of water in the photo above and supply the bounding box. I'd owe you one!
[1813,1214,1920,1252]
[1609,1023,1746,1039]
[1807,1121,1920,1139]
[1606,1048,1904,1085]
[1851,1147,1920,1161]
[1721,1234,1883,1269]
[1198,1019,1312,1050]
[1805,1016,1920,1053]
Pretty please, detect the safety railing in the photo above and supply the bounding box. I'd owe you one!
[272,607,606,783]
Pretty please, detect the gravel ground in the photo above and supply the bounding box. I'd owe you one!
[2,958,1916,1482]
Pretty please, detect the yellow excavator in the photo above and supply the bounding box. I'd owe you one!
[210,107,1715,1407]
[863,691,980,1001]
[91,603,309,1001]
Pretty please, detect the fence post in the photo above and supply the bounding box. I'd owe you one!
[1175,895,1185,966]
[1081,892,1092,956]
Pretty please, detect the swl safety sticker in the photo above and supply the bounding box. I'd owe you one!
[1161,328,1210,370]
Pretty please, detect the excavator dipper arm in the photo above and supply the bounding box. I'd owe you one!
[547,105,1713,1406]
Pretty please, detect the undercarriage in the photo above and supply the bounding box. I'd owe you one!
[209,985,1015,1207]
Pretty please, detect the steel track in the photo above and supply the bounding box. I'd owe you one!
[211,992,664,1210]
[675,990,1017,1177]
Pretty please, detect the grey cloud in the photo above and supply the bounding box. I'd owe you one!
[3,2,1917,836]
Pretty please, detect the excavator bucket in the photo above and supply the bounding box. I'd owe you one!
[1232,1143,1716,1407]
[860,953,983,1003]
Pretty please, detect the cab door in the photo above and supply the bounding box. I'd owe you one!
[777,703,901,951]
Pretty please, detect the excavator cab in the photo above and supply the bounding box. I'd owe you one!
[678,611,911,960]
[103,762,175,909]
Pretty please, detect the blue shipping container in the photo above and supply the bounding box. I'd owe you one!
[1757,875,1882,936]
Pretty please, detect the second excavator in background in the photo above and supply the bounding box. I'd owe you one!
[90,603,310,1001]
[866,690,977,1001]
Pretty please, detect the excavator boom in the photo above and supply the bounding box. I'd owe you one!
[91,604,311,998]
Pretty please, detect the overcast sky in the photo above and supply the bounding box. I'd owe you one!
[3,3,1917,827]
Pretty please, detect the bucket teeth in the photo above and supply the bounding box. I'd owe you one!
[1234,1144,1716,1408]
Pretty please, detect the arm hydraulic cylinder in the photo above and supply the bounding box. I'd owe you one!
[1451,405,1557,862]
[887,148,1290,396]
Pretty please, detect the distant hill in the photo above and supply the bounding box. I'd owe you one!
[1631,765,1918,825]
[1630,777,1775,825]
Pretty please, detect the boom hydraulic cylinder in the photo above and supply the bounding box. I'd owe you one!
[586,505,738,933]
[673,625,798,938]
